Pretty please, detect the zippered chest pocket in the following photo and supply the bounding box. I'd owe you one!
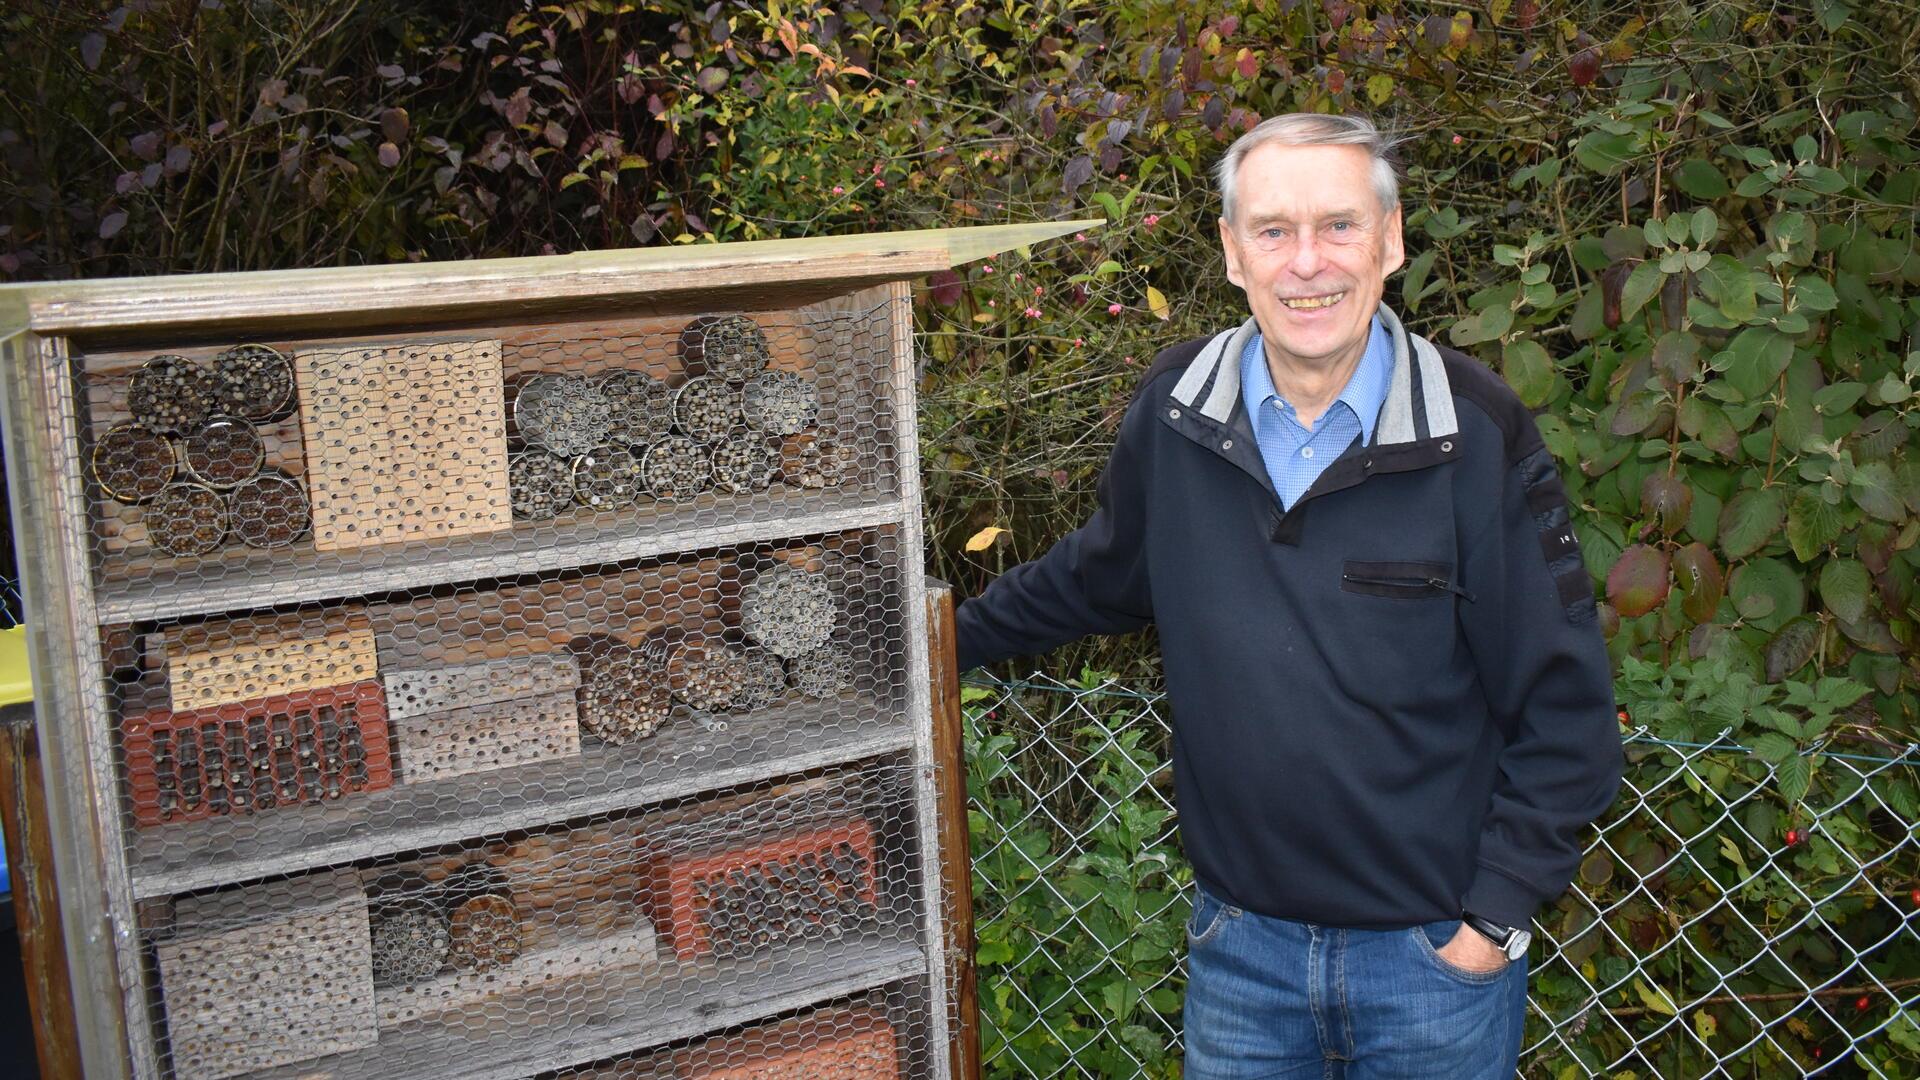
[1341,559,1476,602]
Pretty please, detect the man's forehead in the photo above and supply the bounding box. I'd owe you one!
[1233,143,1378,218]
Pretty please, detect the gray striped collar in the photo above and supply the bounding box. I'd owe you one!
[1167,302,1458,444]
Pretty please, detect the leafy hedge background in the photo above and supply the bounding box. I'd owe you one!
[5,0,1920,1075]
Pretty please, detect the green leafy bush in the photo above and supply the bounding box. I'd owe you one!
[965,675,1187,1079]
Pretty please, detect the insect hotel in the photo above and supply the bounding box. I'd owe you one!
[0,221,1091,1080]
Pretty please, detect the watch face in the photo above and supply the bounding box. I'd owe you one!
[1506,930,1533,959]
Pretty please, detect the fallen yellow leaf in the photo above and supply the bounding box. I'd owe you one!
[964,526,1009,552]
[1147,285,1171,321]
[1633,977,1677,1016]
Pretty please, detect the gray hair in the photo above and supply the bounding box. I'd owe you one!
[1214,113,1405,223]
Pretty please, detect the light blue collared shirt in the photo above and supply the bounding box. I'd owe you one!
[1239,316,1395,510]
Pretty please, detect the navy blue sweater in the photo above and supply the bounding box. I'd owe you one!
[956,308,1623,929]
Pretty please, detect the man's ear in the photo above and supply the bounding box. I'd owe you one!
[1380,204,1406,279]
[1219,216,1246,289]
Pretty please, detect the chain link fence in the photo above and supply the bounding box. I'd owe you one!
[961,672,1920,1079]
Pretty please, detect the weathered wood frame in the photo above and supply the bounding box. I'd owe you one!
[0,221,1093,1080]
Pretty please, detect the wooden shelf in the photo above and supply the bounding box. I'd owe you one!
[93,487,903,624]
[244,928,927,1080]
[126,695,913,899]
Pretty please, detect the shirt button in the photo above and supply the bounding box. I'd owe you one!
[1222,439,1234,450]
[1169,408,1181,420]
[1301,446,1314,459]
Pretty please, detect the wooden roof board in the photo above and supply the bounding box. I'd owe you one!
[0,220,1101,339]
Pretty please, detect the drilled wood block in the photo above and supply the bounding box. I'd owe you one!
[163,608,377,712]
[393,688,582,783]
[155,870,376,1080]
[647,818,876,961]
[293,339,511,551]
[682,1008,899,1080]
[122,679,395,827]
[382,653,582,720]
[374,917,659,1028]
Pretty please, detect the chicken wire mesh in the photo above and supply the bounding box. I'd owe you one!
[36,299,946,1079]
[137,761,935,1080]
[75,306,901,618]
[961,673,1920,1080]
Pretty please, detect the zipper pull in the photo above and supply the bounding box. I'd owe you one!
[1427,578,1477,602]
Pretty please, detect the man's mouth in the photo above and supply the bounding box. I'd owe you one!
[1280,291,1346,310]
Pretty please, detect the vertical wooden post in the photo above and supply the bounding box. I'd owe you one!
[925,580,981,1080]
[1,701,84,1080]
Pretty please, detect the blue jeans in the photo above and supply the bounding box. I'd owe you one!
[1183,884,1528,1079]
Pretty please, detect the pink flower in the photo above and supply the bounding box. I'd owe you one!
[875,179,886,188]
[1033,285,1044,296]
[1144,214,1161,228]
[1023,306,1042,318]
[1074,232,1088,241]
[832,185,845,194]
[1451,134,1463,146]
[906,78,917,87]
[987,299,997,307]
[983,264,994,273]
[1073,338,1085,347]
[872,162,884,174]
[1013,272,1023,281]
[1108,303,1124,315]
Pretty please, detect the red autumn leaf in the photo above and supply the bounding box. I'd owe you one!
[1672,543,1724,623]
[1569,48,1602,87]
[1601,261,1631,328]
[927,270,963,307]
[1607,543,1671,617]
[1641,472,1693,535]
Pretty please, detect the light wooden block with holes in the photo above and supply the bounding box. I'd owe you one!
[382,653,581,719]
[163,608,378,712]
[293,339,512,551]
[384,653,582,782]
[393,690,581,783]
[375,915,658,1028]
[155,870,376,1080]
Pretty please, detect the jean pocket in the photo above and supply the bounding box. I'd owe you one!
[1186,886,1237,947]
[1409,919,1510,985]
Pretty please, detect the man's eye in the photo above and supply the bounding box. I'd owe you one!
[1331,221,1352,231]
[1262,228,1286,239]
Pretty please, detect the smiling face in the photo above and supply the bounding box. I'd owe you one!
[1219,142,1405,373]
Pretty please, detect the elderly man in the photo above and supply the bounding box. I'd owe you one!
[955,113,1622,1078]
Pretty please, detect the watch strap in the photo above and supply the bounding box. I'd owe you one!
[1462,910,1530,960]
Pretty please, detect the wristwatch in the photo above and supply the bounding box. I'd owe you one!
[1462,911,1533,961]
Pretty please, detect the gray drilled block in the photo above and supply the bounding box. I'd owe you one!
[374,917,660,1028]
[383,654,582,720]
[156,869,375,1080]
[394,689,583,783]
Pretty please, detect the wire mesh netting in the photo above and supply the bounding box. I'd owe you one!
[961,673,1920,1080]
[79,308,900,620]
[48,300,945,1079]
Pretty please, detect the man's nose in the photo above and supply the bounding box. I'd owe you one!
[1287,230,1325,277]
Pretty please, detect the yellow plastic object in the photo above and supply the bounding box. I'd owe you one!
[0,626,33,706]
